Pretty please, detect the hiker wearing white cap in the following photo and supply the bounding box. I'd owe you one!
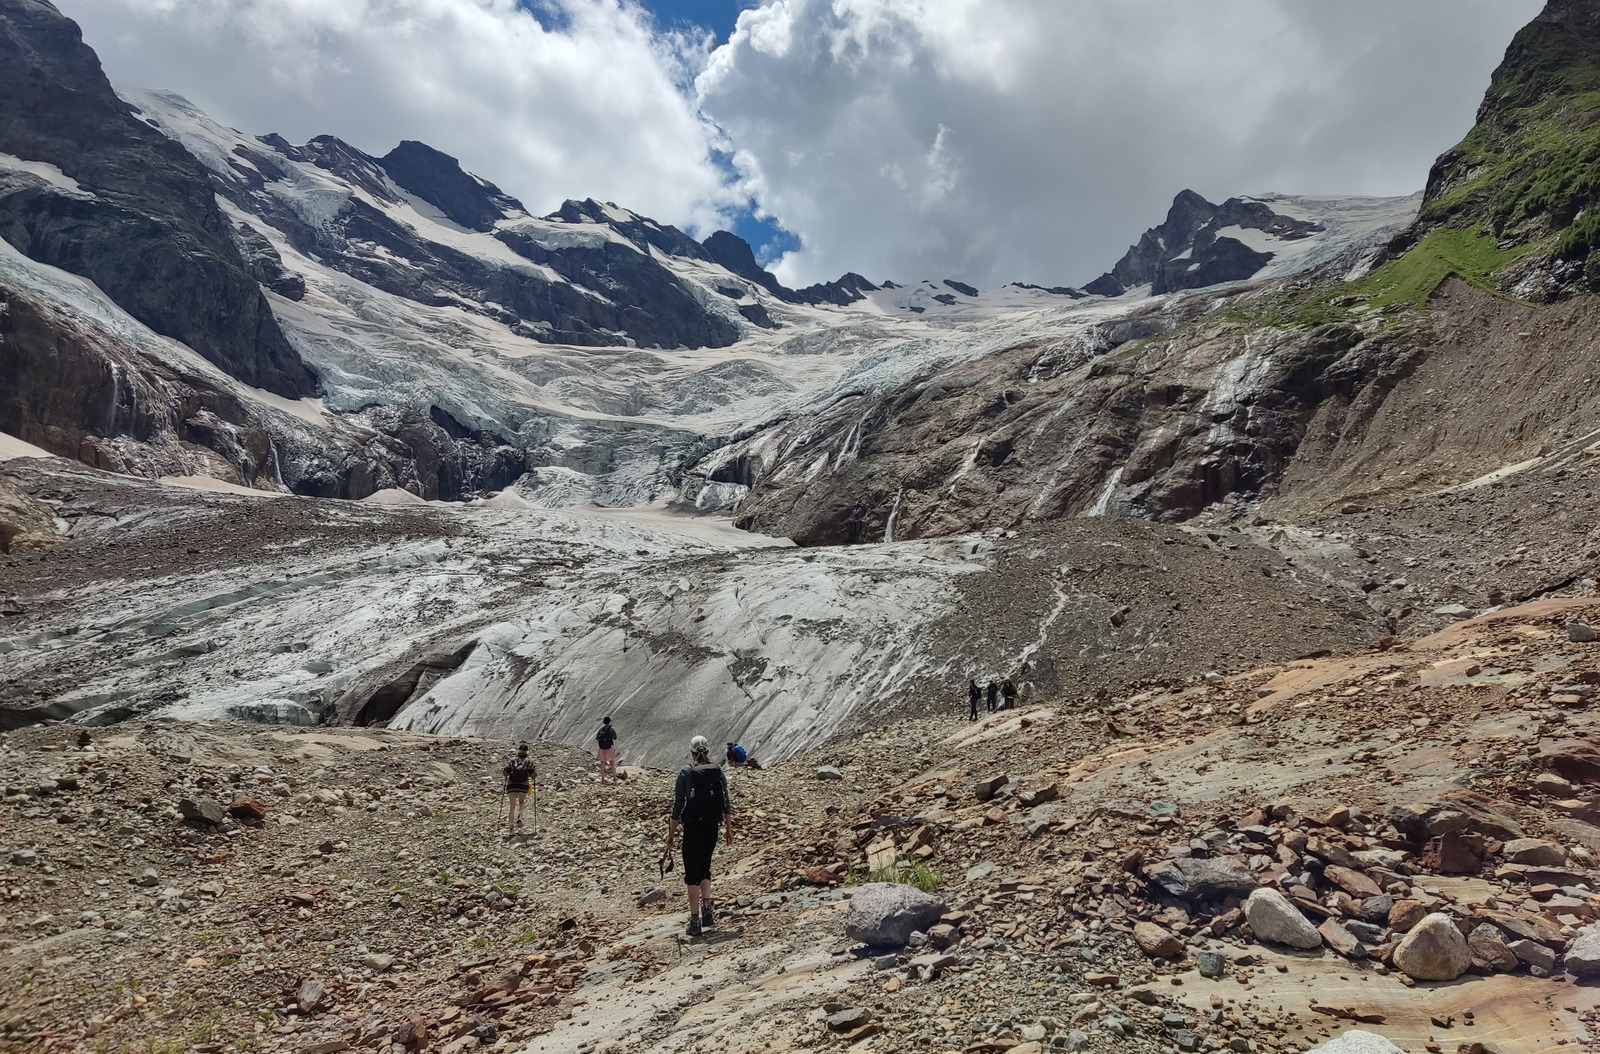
[663,735,733,936]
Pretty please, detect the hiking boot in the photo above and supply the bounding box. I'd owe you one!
[685,914,703,938]
[701,902,715,929]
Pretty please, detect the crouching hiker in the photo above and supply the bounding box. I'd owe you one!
[503,742,535,835]
[664,735,733,937]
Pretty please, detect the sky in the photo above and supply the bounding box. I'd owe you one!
[56,0,1545,289]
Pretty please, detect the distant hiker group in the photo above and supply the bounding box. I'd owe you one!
[967,675,1018,720]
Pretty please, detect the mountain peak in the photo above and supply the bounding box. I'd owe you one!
[1085,190,1324,296]
[380,139,524,231]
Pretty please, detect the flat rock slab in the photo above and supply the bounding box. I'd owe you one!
[1172,945,1599,1054]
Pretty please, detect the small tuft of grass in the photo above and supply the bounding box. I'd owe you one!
[849,861,943,893]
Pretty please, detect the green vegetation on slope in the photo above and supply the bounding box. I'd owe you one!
[1418,2,1600,256]
[1227,228,1530,332]
[1350,228,1527,308]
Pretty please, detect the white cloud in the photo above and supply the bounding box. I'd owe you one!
[57,0,1548,289]
[697,0,1545,287]
[57,0,740,232]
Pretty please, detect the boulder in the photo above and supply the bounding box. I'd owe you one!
[1309,1031,1405,1054]
[1567,622,1597,643]
[844,883,947,947]
[1392,913,1471,980]
[1466,923,1517,971]
[178,797,225,825]
[1567,926,1600,978]
[1196,950,1226,978]
[816,766,844,781]
[1501,838,1565,866]
[1133,921,1184,958]
[1147,857,1258,901]
[1243,888,1322,950]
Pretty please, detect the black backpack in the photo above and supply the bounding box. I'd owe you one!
[597,725,616,749]
[682,764,725,824]
[504,757,535,791]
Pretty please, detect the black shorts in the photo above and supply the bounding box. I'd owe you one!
[681,823,719,886]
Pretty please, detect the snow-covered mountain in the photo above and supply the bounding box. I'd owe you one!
[1086,189,1421,296]
[0,0,1424,518]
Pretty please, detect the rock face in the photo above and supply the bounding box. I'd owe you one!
[0,0,315,398]
[1243,888,1323,950]
[1147,857,1259,902]
[1404,0,1600,285]
[1391,912,1472,980]
[843,883,947,947]
[1085,190,1324,297]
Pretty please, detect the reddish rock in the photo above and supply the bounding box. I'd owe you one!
[227,794,267,821]
[1133,921,1184,958]
[981,806,1009,827]
[1389,900,1426,933]
[1421,832,1482,874]
[1324,865,1381,898]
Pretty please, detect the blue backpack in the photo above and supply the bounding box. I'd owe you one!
[730,744,747,764]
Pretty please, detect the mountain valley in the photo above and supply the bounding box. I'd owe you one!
[4,0,1600,1052]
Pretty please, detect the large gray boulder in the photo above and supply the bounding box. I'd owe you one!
[1243,888,1323,950]
[1392,912,1471,980]
[1567,926,1600,978]
[844,883,947,947]
[1146,857,1258,901]
[1309,1031,1405,1054]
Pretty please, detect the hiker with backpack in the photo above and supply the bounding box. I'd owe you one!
[967,678,981,721]
[664,735,734,937]
[1001,677,1018,710]
[596,716,618,779]
[725,741,747,768]
[503,742,536,836]
[986,680,998,713]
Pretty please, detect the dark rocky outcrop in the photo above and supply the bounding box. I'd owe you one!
[701,228,879,306]
[380,140,521,232]
[0,0,317,398]
[1087,190,1322,296]
[701,229,788,298]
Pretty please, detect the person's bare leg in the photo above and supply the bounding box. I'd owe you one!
[686,884,702,916]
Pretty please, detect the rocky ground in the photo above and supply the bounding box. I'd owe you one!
[4,594,1598,1054]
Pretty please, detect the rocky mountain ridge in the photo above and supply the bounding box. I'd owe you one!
[0,0,315,398]
[1085,190,1327,297]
